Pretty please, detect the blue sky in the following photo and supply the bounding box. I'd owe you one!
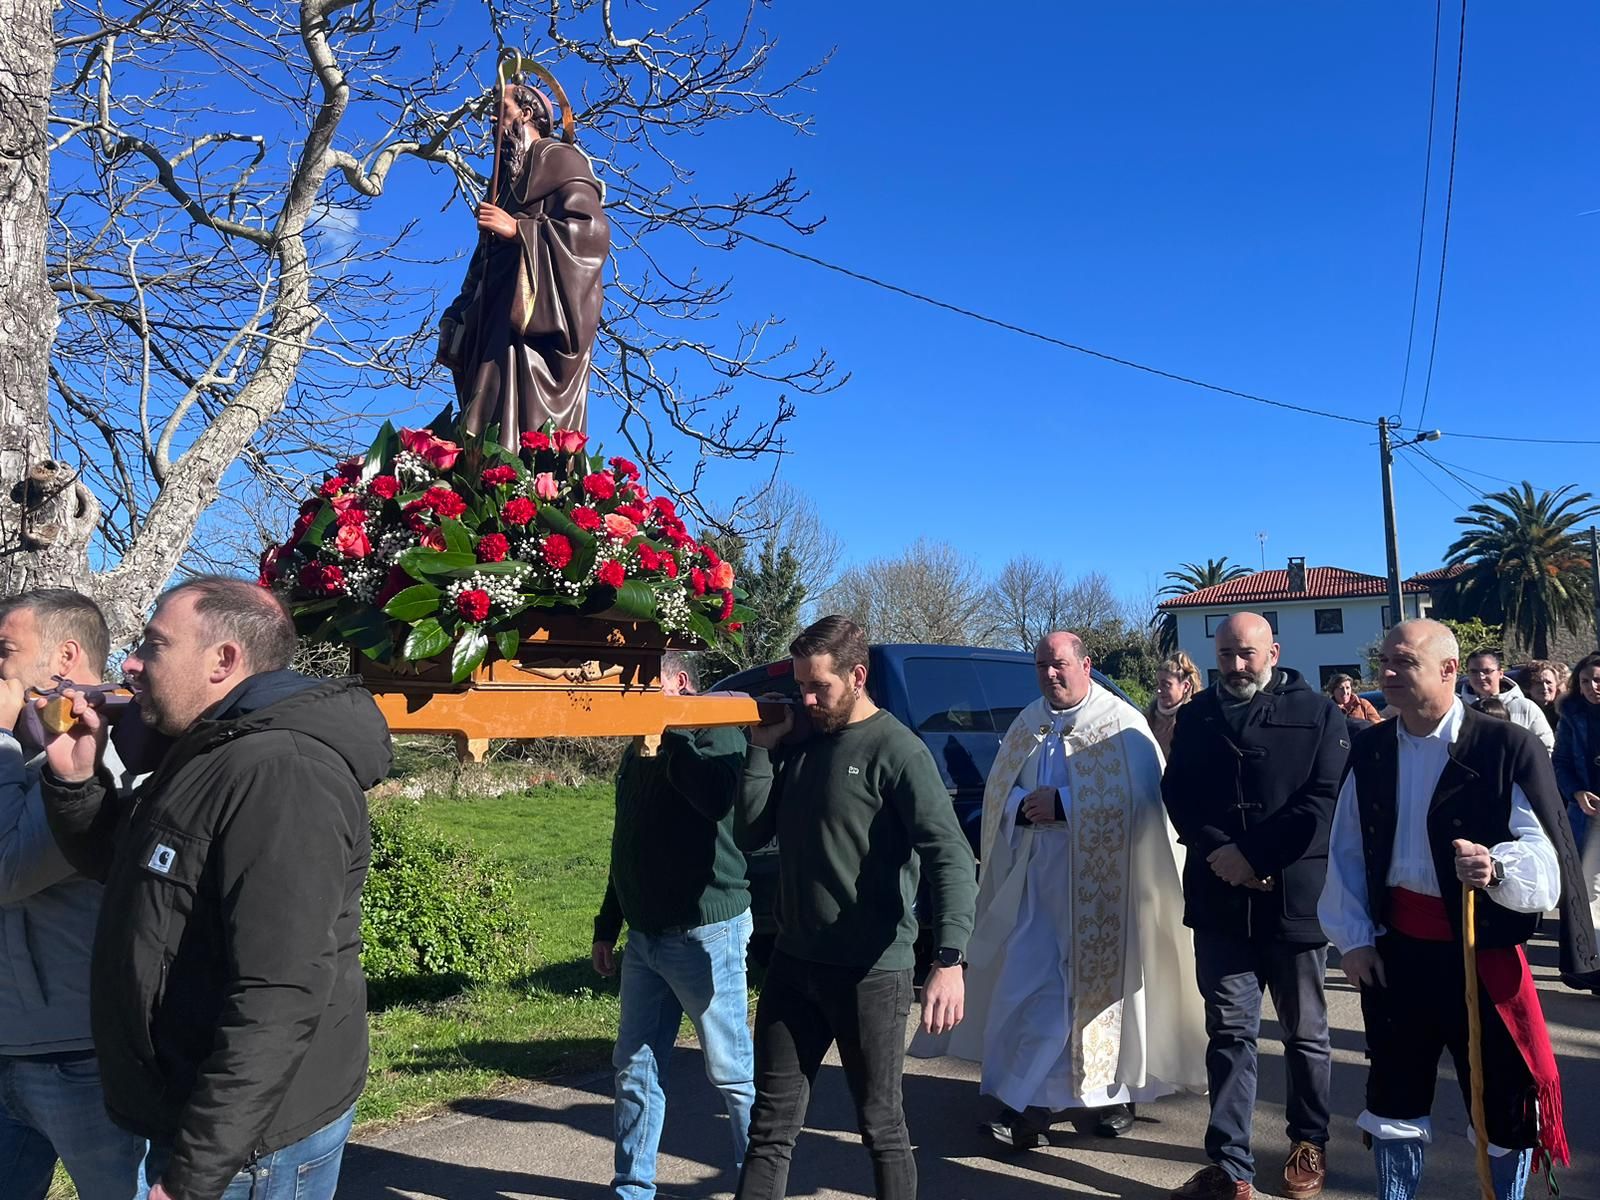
[343,2,1597,604]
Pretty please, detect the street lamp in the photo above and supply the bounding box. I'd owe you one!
[1378,418,1442,628]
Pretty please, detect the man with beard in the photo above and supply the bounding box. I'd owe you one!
[1460,651,1555,753]
[0,590,149,1199]
[37,577,392,1200]
[437,80,609,446]
[1162,612,1348,1200]
[733,615,977,1200]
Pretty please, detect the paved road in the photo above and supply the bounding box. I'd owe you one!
[342,934,1599,1199]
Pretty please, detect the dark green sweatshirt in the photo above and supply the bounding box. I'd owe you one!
[736,709,976,971]
[595,725,751,941]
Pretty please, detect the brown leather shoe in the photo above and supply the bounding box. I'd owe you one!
[1169,1165,1254,1199]
[1282,1141,1327,1198]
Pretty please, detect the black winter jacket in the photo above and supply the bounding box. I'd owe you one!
[1161,668,1349,943]
[42,673,392,1200]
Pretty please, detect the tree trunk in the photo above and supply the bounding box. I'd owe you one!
[0,0,97,597]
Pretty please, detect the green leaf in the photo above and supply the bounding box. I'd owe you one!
[300,503,336,549]
[360,420,399,483]
[451,629,490,683]
[383,584,442,621]
[495,628,521,661]
[333,607,391,659]
[397,547,477,580]
[686,609,718,646]
[440,518,473,556]
[403,618,451,661]
[469,559,531,576]
[612,579,657,620]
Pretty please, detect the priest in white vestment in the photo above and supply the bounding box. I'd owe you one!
[911,631,1207,1146]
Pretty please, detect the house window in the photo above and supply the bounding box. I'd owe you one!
[1261,610,1280,634]
[1205,614,1228,637]
[1314,608,1344,635]
[1381,605,1393,630]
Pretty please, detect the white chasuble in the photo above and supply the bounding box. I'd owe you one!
[912,684,1208,1110]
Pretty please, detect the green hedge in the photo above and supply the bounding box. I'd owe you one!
[362,802,532,986]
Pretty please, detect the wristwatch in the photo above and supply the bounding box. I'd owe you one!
[1486,858,1505,890]
[934,947,964,969]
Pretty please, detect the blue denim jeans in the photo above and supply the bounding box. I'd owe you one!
[613,909,754,1200]
[0,1052,149,1200]
[143,1104,355,1200]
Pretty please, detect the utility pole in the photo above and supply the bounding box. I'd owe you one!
[1590,526,1599,650]
[1379,418,1403,628]
[1378,418,1442,629]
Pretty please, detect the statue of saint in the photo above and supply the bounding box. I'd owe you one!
[437,81,609,446]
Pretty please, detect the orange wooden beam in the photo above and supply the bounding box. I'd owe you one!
[368,687,774,741]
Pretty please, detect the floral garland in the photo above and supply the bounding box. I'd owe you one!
[260,420,747,681]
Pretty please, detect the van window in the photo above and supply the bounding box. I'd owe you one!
[903,657,1038,734]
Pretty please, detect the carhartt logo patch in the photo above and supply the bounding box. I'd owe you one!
[147,844,177,874]
[848,766,860,775]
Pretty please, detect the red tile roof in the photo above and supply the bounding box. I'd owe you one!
[1158,565,1436,610]
[1402,563,1469,584]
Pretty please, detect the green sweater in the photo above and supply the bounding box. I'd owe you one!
[736,709,976,971]
[595,724,751,941]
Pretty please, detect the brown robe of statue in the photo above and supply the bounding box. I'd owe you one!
[442,136,609,447]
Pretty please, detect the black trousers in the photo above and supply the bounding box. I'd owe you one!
[1360,932,1538,1150]
[734,950,915,1200]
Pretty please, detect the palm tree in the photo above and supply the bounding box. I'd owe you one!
[1150,557,1253,654]
[1444,482,1599,659]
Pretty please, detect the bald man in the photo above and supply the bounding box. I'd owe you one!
[912,632,1206,1149]
[1320,620,1590,1200]
[1162,613,1349,1200]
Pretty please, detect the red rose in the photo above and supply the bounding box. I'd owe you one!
[257,544,284,587]
[520,430,552,453]
[553,428,588,454]
[543,533,573,569]
[297,561,346,596]
[335,506,368,529]
[476,533,510,563]
[608,456,641,481]
[690,568,708,596]
[582,473,616,501]
[423,486,467,519]
[418,528,448,552]
[401,498,431,533]
[481,465,518,489]
[570,506,601,532]
[289,510,318,545]
[400,426,462,470]
[368,474,400,500]
[596,560,626,589]
[719,590,736,621]
[319,477,346,498]
[638,545,661,572]
[502,497,536,527]
[337,456,364,483]
[660,552,678,579]
[377,565,411,606]
[456,589,491,623]
[334,524,372,559]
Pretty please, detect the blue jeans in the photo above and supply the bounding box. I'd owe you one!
[143,1105,354,1200]
[613,909,754,1200]
[0,1052,149,1200]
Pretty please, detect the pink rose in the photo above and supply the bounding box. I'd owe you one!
[334,524,372,558]
[399,427,462,471]
[533,471,560,501]
[553,428,588,454]
[603,513,638,541]
[711,560,735,591]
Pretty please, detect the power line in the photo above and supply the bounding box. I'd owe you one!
[1414,444,1486,499]
[731,228,1372,428]
[1397,0,1444,425]
[1397,445,1469,506]
[1415,0,1468,431]
[1437,429,1600,446]
[1405,449,1567,496]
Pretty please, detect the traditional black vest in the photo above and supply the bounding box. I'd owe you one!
[1349,706,1599,973]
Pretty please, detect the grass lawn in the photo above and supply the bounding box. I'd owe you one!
[362,778,626,1124]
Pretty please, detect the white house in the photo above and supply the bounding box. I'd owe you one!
[1159,558,1445,688]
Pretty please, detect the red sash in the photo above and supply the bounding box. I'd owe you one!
[1387,887,1569,1169]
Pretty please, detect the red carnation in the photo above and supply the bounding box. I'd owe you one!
[543,533,573,569]
[297,561,346,596]
[702,545,722,570]
[476,533,510,563]
[616,503,649,525]
[456,589,491,623]
[502,497,536,527]
[660,552,679,580]
[319,477,346,498]
[337,456,364,483]
[481,465,519,489]
[608,456,641,481]
[401,499,431,533]
[368,474,400,500]
[520,430,552,453]
[582,473,617,501]
[423,486,467,519]
[597,560,626,589]
[570,506,602,532]
[335,506,368,529]
[690,568,708,596]
[638,545,661,572]
[621,483,646,504]
[729,622,743,632]
[719,590,736,621]
[652,495,678,518]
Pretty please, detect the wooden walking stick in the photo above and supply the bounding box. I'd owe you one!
[1463,884,1495,1200]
